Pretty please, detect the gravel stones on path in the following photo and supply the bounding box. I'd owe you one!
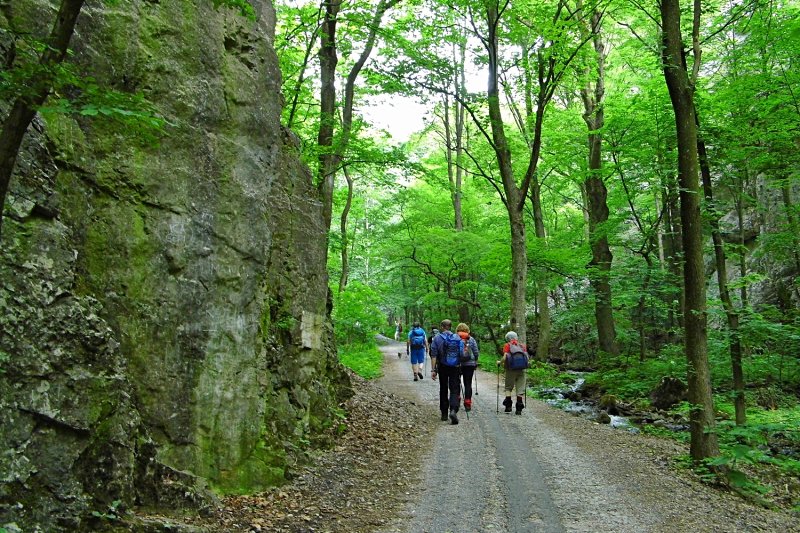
[180,340,798,532]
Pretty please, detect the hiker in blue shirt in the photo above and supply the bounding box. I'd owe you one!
[406,321,428,381]
[430,319,463,425]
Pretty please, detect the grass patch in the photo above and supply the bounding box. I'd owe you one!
[339,342,383,379]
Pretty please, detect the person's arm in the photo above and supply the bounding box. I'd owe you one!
[498,343,508,366]
[472,338,479,362]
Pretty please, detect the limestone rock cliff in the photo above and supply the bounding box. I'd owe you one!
[0,0,350,530]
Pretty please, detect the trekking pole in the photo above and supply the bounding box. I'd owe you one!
[496,367,500,414]
[461,379,468,421]
[524,372,527,407]
[474,371,478,395]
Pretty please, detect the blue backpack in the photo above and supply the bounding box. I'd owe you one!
[410,327,426,348]
[508,342,529,370]
[440,332,464,367]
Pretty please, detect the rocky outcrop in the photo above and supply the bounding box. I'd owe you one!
[0,1,349,530]
[649,377,688,410]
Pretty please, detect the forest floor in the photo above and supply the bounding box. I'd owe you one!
[176,339,799,532]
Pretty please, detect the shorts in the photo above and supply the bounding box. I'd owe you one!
[410,348,425,365]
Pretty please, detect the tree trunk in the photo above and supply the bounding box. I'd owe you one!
[579,6,618,357]
[316,0,398,236]
[735,185,749,308]
[316,0,340,234]
[638,254,653,361]
[486,3,528,345]
[660,0,719,461]
[531,176,550,359]
[662,174,684,332]
[338,170,354,294]
[698,135,746,425]
[0,0,86,241]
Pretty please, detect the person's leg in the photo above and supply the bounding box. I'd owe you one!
[503,370,515,412]
[438,366,449,420]
[410,350,421,380]
[462,366,475,411]
[515,371,526,414]
[440,366,459,424]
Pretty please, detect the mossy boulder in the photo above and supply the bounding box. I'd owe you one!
[1,0,349,530]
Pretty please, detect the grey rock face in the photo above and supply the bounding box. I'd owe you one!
[1,0,349,530]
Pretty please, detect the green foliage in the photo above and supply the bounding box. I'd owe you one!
[526,361,565,388]
[90,500,124,522]
[332,282,386,345]
[589,349,687,401]
[338,342,383,379]
[212,0,257,20]
[1,35,166,144]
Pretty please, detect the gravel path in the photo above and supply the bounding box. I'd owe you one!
[376,340,799,533]
[183,339,798,532]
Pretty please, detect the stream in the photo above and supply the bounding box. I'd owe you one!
[534,372,638,432]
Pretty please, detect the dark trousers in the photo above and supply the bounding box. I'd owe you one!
[461,366,476,400]
[438,364,461,414]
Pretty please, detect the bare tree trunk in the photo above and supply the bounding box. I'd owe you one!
[638,254,653,361]
[485,3,528,344]
[660,0,719,461]
[735,185,749,307]
[338,169,354,294]
[317,0,399,235]
[0,0,86,240]
[531,175,550,358]
[698,134,746,425]
[316,0,340,234]
[286,19,320,129]
[578,5,618,357]
[662,175,684,331]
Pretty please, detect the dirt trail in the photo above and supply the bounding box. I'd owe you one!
[375,340,798,533]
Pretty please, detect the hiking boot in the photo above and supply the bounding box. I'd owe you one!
[464,398,472,412]
[413,374,418,382]
[449,410,459,425]
[441,412,449,421]
[503,397,513,413]
[418,372,423,380]
[515,398,525,415]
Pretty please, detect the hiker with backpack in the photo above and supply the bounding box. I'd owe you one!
[406,321,428,381]
[497,331,529,415]
[455,323,479,412]
[428,326,439,347]
[430,319,464,425]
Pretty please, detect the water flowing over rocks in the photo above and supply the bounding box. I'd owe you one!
[0,1,349,530]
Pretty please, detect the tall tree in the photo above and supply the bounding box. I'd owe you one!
[659,0,719,461]
[317,0,401,235]
[476,0,585,350]
[577,1,619,356]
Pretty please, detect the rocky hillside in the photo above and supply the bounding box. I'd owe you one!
[0,1,350,530]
